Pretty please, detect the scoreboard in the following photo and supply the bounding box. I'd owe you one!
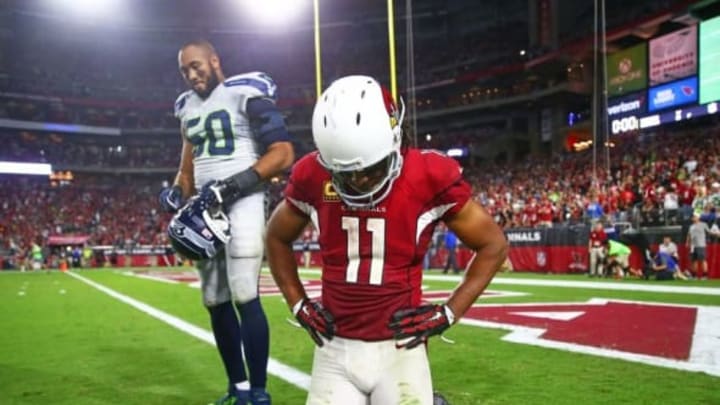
[608,15,720,135]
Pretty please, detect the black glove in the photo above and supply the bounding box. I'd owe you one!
[199,168,261,210]
[158,185,183,213]
[293,298,335,347]
[389,304,454,349]
[197,180,225,212]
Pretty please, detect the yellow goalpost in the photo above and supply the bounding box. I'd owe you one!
[312,0,399,101]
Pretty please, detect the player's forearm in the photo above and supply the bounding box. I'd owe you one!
[214,142,294,205]
[267,238,307,309]
[446,240,508,321]
[253,142,295,180]
[173,171,195,198]
[175,136,196,197]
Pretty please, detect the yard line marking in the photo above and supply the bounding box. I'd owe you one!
[483,277,720,296]
[127,272,530,300]
[295,269,720,296]
[122,271,180,284]
[66,271,311,391]
[689,305,720,367]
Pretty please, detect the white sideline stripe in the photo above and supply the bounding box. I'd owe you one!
[131,272,530,300]
[122,271,180,284]
[424,289,529,299]
[296,269,720,296]
[484,277,720,296]
[66,271,311,391]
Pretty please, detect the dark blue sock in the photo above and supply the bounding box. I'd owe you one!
[208,301,247,393]
[236,298,269,389]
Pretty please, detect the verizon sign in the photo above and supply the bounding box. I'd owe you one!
[607,92,646,118]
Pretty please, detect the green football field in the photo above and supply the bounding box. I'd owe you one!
[1,268,719,405]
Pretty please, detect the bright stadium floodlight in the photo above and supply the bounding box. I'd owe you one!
[0,162,53,176]
[45,0,124,21]
[239,0,308,26]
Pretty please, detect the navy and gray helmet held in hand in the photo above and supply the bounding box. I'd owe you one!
[167,195,230,261]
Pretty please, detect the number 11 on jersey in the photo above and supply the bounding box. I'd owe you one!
[341,216,385,285]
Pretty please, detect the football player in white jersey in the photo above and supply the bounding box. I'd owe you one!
[159,40,294,405]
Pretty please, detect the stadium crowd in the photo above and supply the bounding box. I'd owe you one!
[2,124,720,268]
[0,0,680,135]
[0,131,181,168]
[0,0,709,273]
[0,7,547,132]
[473,126,720,228]
[0,177,170,262]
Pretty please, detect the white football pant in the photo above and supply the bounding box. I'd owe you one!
[306,337,433,405]
[198,192,265,307]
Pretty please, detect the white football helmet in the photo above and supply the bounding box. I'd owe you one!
[312,75,404,208]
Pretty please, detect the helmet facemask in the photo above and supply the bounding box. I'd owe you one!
[322,149,403,208]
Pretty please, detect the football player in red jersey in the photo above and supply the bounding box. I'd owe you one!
[266,76,508,405]
[588,221,607,277]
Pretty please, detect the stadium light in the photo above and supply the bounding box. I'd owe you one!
[44,0,125,22]
[0,162,53,176]
[238,0,308,26]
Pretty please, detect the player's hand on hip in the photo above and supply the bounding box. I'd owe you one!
[389,304,454,349]
[158,185,184,213]
[293,298,335,347]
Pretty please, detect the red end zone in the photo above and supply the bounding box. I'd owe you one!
[461,299,720,376]
[466,301,696,360]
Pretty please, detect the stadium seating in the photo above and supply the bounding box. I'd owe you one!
[1,0,713,271]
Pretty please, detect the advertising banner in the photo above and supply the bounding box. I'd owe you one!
[648,76,698,112]
[700,16,720,104]
[607,43,647,96]
[649,26,698,86]
[502,227,589,273]
[607,91,646,118]
[47,235,90,245]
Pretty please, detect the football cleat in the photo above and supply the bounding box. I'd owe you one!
[250,388,271,404]
[209,393,238,405]
[433,391,451,405]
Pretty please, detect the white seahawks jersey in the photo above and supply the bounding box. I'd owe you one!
[174,72,278,190]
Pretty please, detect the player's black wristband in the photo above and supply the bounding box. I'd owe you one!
[219,167,261,206]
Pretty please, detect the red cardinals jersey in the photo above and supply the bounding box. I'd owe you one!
[589,229,607,248]
[285,149,472,340]
[537,202,553,223]
[522,204,538,227]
